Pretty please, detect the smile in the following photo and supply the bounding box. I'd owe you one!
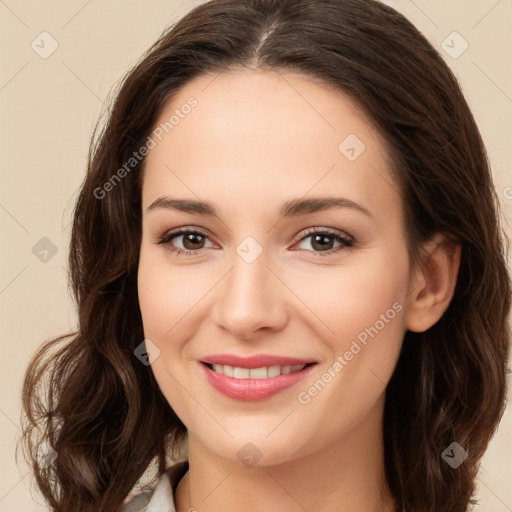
[207,363,307,379]
[199,354,317,401]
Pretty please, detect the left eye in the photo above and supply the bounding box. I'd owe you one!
[295,230,353,254]
[155,228,353,257]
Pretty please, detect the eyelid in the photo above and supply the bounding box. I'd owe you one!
[155,226,352,243]
[154,226,354,256]
[153,226,215,245]
[294,226,353,245]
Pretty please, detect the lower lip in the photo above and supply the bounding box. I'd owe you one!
[200,362,316,401]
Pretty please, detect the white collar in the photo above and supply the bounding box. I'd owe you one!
[123,461,188,512]
[146,470,176,512]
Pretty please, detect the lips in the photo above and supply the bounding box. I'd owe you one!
[199,354,317,401]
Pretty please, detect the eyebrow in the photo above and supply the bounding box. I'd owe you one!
[146,196,374,219]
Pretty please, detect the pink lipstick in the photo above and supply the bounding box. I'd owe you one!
[199,353,317,401]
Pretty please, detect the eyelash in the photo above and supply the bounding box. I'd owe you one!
[154,227,354,258]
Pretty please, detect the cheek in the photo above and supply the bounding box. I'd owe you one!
[287,255,408,347]
[340,268,405,343]
[137,255,198,420]
[291,267,407,438]
[285,250,409,414]
[138,262,172,338]
[137,252,208,340]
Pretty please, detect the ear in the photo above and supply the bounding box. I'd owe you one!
[405,233,461,333]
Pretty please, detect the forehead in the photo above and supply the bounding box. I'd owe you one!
[141,69,402,225]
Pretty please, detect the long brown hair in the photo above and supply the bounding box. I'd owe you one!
[20,1,511,511]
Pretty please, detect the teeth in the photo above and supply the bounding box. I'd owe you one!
[249,367,267,378]
[268,366,281,377]
[223,365,234,377]
[233,367,250,379]
[209,363,307,379]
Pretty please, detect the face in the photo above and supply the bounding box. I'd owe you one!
[137,68,412,466]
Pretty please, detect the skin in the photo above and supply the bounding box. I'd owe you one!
[137,68,461,512]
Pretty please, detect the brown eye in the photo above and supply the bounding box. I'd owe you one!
[295,229,353,256]
[181,232,206,250]
[156,229,214,256]
[310,233,336,251]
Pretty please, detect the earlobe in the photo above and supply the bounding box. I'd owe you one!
[405,234,461,333]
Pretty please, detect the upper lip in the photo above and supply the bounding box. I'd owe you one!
[201,354,317,369]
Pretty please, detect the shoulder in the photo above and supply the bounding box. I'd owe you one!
[121,460,189,512]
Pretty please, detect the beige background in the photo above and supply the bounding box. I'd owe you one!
[1,0,511,510]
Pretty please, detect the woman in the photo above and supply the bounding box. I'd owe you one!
[20,0,511,511]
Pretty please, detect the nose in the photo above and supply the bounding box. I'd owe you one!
[211,246,289,341]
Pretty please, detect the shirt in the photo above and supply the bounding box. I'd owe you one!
[121,460,189,512]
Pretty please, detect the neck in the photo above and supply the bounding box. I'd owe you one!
[175,396,395,512]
